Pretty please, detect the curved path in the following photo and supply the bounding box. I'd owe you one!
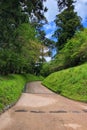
[0,81,87,130]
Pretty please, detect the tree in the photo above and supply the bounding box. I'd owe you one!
[0,1,47,75]
[54,0,83,50]
[0,0,47,48]
[57,0,76,11]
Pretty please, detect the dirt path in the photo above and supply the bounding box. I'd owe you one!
[0,81,87,130]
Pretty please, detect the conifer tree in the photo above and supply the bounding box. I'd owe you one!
[55,0,83,50]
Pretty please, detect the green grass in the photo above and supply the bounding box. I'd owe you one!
[0,74,43,112]
[42,63,87,102]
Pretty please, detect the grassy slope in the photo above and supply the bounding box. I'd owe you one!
[42,63,87,102]
[0,74,43,112]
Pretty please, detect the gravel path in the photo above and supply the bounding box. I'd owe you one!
[0,81,87,130]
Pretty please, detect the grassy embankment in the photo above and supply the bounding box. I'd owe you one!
[0,74,43,112]
[43,63,87,102]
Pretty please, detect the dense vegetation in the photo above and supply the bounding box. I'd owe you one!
[0,23,42,75]
[0,74,43,112]
[42,63,87,102]
[41,28,87,76]
[0,0,47,75]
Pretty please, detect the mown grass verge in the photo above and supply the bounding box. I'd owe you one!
[0,74,43,112]
[42,63,87,102]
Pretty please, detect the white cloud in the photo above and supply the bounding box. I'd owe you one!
[75,0,87,22]
[44,24,52,30]
[46,30,54,39]
[46,33,52,39]
[44,0,58,22]
[43,22,56,31]
[44,56,51,62]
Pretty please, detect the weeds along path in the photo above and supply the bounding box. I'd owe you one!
[0,81,87,130]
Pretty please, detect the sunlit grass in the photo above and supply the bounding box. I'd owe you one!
[42,63,87,102]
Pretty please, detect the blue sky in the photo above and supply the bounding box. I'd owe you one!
[43,0,87,40]
[43,21,57,41]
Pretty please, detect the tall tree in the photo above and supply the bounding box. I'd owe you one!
[54,0,83,50]
[0,0,47,48]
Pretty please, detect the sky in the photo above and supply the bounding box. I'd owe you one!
[43,0,87,40]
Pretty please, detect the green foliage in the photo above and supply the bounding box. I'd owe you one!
[17,23,41,73]
[0,23,41,75]
[61,28,87,67]
[40,63,51,76]
[0,74,44,112]
[42,63,87,102]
